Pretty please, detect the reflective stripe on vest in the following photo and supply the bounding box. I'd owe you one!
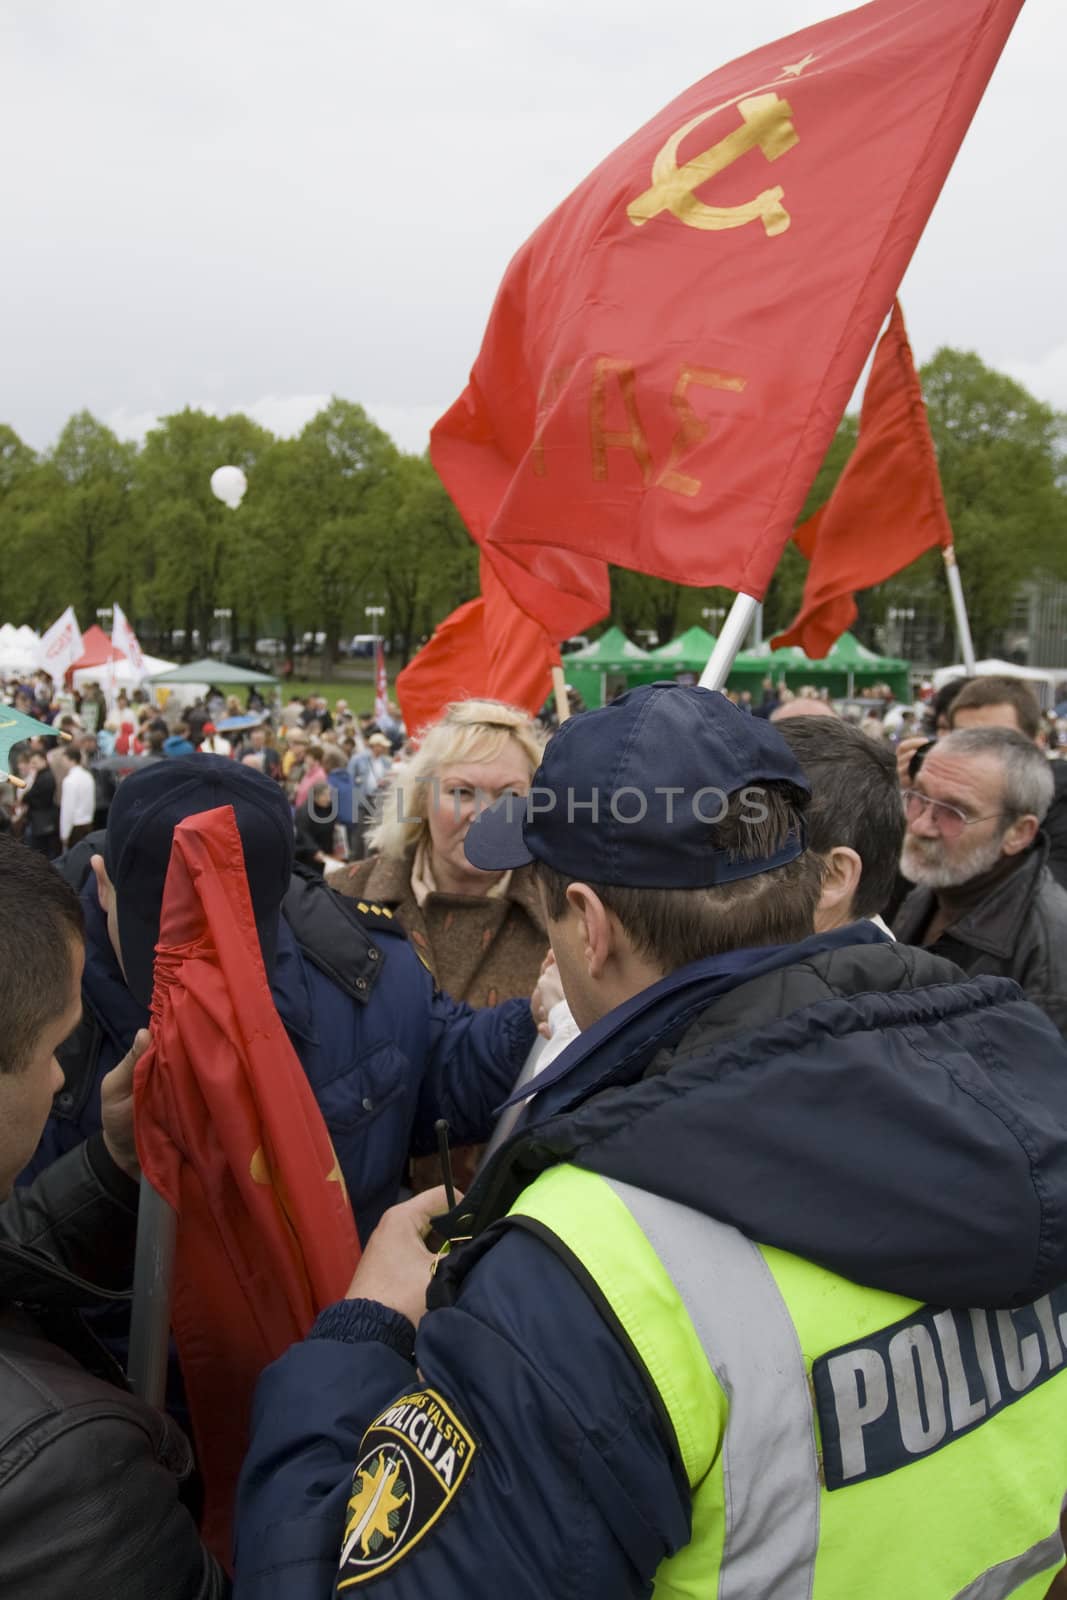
[606,1177,819,1600]
[508,1164,1067,1600]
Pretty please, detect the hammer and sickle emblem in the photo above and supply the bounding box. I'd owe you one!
[628,93,799,236]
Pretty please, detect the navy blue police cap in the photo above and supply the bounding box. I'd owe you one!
[104,754,294,1009]
[464,681,809,888]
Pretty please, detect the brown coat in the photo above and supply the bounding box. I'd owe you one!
[339,850,548,1008]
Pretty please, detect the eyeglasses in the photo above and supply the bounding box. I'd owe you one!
[901,789,1004,840]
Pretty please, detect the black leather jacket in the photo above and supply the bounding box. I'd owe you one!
[0,1135,226,1598]
[893,833,1067,1039]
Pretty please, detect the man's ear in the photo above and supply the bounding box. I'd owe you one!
[816,846,863,927]
[565,883,613,980]
[90,854,112,913]
[1002,814,1039,858]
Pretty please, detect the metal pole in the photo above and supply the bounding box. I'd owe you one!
[698,594,760,690]
[751,602,764,649]
[942,545,977,674]
[127,1175,177,1407]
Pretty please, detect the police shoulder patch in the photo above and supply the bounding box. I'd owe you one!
[337,1389,477,1588]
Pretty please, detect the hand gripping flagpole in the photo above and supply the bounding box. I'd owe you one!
[698,593,761,690]
[128,1175,177,1406]
[942,544,977,675]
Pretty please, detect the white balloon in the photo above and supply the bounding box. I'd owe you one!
[210,465,248,510]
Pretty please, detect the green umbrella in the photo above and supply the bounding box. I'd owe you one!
[148,658,278,686]
[0,706,66,784]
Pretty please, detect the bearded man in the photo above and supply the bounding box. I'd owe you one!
[893,726,1067,1036]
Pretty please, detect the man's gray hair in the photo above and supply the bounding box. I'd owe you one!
[936,727,1055,822]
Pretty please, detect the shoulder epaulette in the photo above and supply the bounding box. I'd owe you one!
[352,899,396,923]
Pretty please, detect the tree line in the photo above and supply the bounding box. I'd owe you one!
[1,350,1064,670]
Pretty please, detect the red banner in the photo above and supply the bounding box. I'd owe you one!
[397,557,558,736]
[135,805,359,1564]
[432,0,1021,631]
[774,301,955,657]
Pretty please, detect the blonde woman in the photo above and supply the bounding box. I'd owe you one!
[341,699,548,1009]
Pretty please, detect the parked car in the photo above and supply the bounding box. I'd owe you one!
[345,634,389,657]
[255,638,287,656]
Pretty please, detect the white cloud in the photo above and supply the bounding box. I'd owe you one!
[7,0,1065,458]
[105,393,444,453]
[1004,343,1067,413]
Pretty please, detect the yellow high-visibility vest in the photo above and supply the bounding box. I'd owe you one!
[510,1164,1067,1599]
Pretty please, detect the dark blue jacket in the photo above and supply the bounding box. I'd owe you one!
[25,870,537,1241]
[235,927,1067,1598]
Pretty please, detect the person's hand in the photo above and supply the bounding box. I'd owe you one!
[531,951,564,1038]
[345,1185,456,1328]
[100,1029,151,1182]
[896,734,930,788]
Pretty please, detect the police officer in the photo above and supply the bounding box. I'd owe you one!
[237,686,1067,1598]
[28,757,544,1240]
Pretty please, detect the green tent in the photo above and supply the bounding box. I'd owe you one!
[727,632,909,700]
[647,626,718,674]
[149,657,278,686]
[561,627,652,708]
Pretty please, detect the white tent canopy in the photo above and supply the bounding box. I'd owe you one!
[0,622,41,674]
[71,652,177,693]
[932,658,1064,710]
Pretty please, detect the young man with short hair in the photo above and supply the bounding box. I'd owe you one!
[774,713,903,930]
[0,836,222,1598]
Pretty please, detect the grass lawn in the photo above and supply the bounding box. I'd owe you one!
[283,678,378,712]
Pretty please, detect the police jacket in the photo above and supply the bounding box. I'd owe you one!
[893,832,1067,1039]
[234,925,1067,1599]
[0,1136,225,1599]
[26,864,537,1240]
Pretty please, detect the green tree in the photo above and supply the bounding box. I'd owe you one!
[919,349,1067,653]
[133,408,274,653]
[284,399,400,669]
[381,454,478,662]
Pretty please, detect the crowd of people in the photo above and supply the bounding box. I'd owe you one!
[2,659,1067,1596]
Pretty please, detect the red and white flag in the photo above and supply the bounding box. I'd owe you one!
[112,602,147,680]
[38,606,84,679]
[374,638,389,723]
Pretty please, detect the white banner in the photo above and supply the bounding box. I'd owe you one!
[112,602,146,679]
[38,606,84,678]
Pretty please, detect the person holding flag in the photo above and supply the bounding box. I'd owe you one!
[30,759,549,1242]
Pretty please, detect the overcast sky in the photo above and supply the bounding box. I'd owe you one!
[2,0,1062,457]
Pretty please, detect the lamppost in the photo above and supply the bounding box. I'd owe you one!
[213,607,233,657]
[96,606,113,629]
[702,606,726,632]
[887,606,915,657]
[365,605,385,648]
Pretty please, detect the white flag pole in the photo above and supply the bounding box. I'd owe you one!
[941,544,977,674]
[698,593,761,691]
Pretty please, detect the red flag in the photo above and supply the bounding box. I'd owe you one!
[134,805,360,1565]
[772,301,954,657]
[432,0,1021,630]
[397,558,558,736]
